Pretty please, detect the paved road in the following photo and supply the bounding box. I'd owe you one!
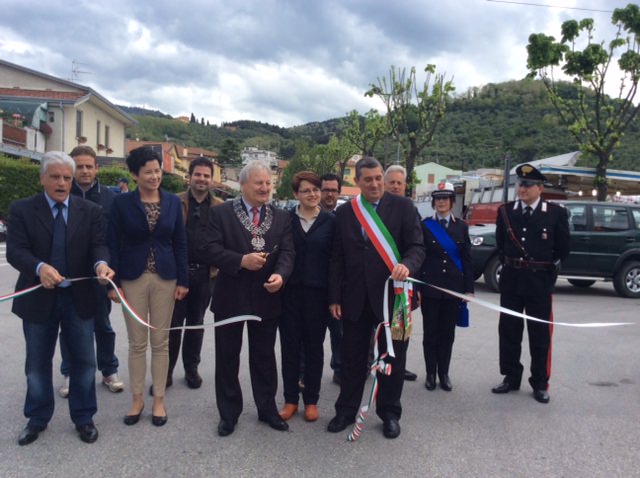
[0,243,638,477]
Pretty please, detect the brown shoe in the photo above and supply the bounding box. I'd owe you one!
[303,404,319,422]
[279,403,298,421]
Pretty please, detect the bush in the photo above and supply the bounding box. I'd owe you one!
[0,157,41,216]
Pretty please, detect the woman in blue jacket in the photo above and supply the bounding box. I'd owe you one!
[108,146,188,427]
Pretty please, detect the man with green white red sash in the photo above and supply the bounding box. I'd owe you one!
[327,157,425,439]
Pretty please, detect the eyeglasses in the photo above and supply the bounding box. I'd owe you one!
[298,188,320,195]
[321,188,339,194]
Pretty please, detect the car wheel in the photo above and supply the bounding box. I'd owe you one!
[484,256,502,293]
[567,279,596,288]
[613,261,640,298]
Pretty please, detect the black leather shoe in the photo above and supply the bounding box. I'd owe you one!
[123,405,144,426]
[258,414,289,431]
[533,389,550,404]
[218,419,236,437]
[404,369,418,381]
[491,381,520,394]
[185,370,202,389]
[18,425,45,446]
[76,423,99,444]
[439,375,453,391]
[425,374,436,391]
[382,418,401,439]
[152,415,168,427]
[327,414,355,433]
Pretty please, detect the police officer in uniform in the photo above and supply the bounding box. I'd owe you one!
[491,164,570,403]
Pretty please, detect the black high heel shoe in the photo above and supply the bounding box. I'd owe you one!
[152,414,168,427]
[124,405,144,426]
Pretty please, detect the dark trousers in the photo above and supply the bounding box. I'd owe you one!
[335,300,407,421]
[59,284,118,377]
[168,269,212,376]
[499,292,553,391]
[24,290,97,428]
[280,285,327,405]
[215,318,279,422]
[421,297,459,378]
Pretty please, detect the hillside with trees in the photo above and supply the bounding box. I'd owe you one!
[119,78,640,172]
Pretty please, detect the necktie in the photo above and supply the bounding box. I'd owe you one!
[50,203,67,276]
[440,218,448,229]
[252,207,260,227]
[524,206,532,216]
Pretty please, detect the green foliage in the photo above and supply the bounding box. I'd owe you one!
[97,166,130,189]
[160,173,186,193]
[0,156,40,216]
[526,3,640,200]
[365,64,455,196]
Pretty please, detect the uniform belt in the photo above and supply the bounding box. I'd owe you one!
[188,263,208,270]
[504,257,554,272]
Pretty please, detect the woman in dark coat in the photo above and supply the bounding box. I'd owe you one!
[420,182,474,392]
[279,171,335,422]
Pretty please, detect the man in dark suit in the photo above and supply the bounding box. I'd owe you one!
[7,151,114,446]
[201,160,295,437]
[491,164,570,404]
[327,157,425,439]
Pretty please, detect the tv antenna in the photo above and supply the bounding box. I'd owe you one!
[70,60,91,82]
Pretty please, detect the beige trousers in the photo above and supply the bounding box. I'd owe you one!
[121,273,176,397]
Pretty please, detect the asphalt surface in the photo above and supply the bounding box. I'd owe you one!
[0,242,639,477]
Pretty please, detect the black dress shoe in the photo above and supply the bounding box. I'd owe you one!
[439,375,453,391]
[76,423,99,444]
[404,369,418,381]
[425,374,436,391]
[123,405,144,426]
[258,414,289,431]
[18,425,45,446]
[533,389,550,404]
[218,419,236,437]
[491,381,520,394]
[382,418,401,439]
[327,414,355,433]
[185,370,202,389]
[152,415,168,426]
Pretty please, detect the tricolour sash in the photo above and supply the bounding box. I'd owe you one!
[352,195,413,341]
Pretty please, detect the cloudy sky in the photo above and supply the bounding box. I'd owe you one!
[0,0,625,127]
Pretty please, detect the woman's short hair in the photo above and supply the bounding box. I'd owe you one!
[126,146,162,175]
[40,151,75,176]
[291,171,321,192]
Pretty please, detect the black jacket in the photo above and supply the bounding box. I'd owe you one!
[287,208,335,289]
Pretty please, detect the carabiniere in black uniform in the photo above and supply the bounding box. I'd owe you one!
[493,164,570,403]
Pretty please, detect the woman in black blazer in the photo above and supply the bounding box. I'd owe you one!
[420,183,474,392]
[279,171,335,423]
[108,146,188,427]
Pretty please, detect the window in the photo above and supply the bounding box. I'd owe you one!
[75,110,83,137]
[566,204,587,231]
[48,111,55,123]
[428,174,435,184]
[96,121,101,145]
[105,125,110,148]
[632,209,640,230]
[592,205,629,231]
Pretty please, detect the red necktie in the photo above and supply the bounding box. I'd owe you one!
[252,207,260,226]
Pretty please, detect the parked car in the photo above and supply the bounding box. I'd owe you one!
[469,201,640,298]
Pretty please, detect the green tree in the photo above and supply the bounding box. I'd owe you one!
[341,109,388,157]
[219,138,242,166]
[526,3,640,200]
[366,65,455,196]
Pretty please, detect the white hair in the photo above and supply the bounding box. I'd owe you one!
[384,164,406,180]
[239,160,271,184]
[40,151,76,176]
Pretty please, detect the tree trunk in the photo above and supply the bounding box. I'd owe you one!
[595,154,609,202]
[406,137,418,198]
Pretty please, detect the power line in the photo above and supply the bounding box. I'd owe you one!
[486,0,614,13]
